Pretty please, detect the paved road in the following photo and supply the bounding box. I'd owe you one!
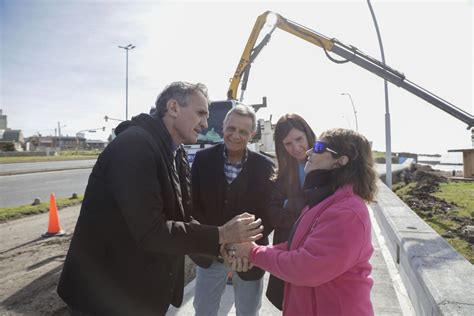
[0,159,96,175]
[0,169,91,208]
[0,160,412,208]
[1,159,406,176]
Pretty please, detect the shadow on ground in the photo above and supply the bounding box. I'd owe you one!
[2,264,67,315]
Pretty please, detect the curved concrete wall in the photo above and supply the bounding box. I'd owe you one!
[371,180,474,315]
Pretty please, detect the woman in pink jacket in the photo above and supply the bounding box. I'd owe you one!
[232,128,377,315]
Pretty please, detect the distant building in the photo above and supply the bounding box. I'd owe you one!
[472,129,474,148]
[448,148,474,179]
[0,129,24,151]
[27,135,86,151]
[0,110,7,130]
[396,152,418,164]
[0,110,25,151]
[86,139,107,150]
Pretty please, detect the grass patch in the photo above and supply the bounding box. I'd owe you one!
[0,195,83,222]
[0,155,98,164]
[393,182,416,200]
[396,179,474,264]
[60,150,102,156]
[431,181,474,263]
[372,151,385,160]
[425,216,460,234]
[421,215,474,264]
[434,181,474,219]
[447,238,474,263]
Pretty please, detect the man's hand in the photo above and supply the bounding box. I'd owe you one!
[234,241,256,259]
[218,213,263,244]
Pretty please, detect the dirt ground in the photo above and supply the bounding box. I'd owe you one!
[0,206,196,315]
[396,164,473,247]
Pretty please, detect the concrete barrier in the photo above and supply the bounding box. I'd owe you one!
[371,180,474,315]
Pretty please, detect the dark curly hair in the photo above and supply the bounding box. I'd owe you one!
[319,128,377,202]
[154,82,208,118]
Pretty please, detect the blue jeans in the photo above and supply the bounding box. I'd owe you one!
[193,261,263,316]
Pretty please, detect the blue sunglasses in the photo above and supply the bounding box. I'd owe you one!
[313,141,338,155]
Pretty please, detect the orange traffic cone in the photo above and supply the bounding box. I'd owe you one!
[226,271,233,285]
[42,193,65,237]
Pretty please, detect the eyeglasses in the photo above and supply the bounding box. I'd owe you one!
[313,141,338,155]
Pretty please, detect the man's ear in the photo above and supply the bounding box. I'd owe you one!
[338,155,349,166]
[167,99,180,118]
[250,130,257,139]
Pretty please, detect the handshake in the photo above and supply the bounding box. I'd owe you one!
[217,213,262,272]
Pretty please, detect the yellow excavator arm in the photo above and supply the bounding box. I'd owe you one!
[227,11,473,129]
[227,11,333,101]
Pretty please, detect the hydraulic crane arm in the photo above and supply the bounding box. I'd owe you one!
[227,11,473,129]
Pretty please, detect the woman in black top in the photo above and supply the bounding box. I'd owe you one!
[267,113,316,310]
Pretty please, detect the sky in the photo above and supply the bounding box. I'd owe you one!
[1,0,473,155]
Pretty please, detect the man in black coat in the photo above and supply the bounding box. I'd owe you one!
[57,82,264,316]
[191,104,275,316]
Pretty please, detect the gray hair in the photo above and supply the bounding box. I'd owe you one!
[223,104,257,132]
[154,81,208,118]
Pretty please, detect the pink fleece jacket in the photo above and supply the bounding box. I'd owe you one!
[250,185,374,316]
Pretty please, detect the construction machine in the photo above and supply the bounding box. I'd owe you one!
[189,11,473,160]
[228,11,473,128]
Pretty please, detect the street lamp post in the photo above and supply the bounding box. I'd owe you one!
[340,93,359,132]
[118,44,135,120]
[367,0,392,189]
[57,122,67,136]
[56,122,67,149]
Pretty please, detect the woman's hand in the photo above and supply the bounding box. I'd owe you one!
[222,242,257,272]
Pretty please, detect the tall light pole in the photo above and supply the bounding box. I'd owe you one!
[118,44,135,120]
[56,122,67,150]
[341,93,359,132]
[367,0,392,189]
[57,122,67,137]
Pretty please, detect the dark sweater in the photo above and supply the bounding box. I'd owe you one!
[190,143,275,280]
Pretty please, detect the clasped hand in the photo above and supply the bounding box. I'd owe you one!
[218,213,264,244]
[220,242,256,272]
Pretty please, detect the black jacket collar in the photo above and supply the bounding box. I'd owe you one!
[116,114,174,162]
[302,169,334,209]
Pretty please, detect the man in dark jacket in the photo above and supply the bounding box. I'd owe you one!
[191,104,275,316]
[57,82,264,316]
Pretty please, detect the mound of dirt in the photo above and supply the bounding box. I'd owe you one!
[395,165,472,243]
[404,170,453,215]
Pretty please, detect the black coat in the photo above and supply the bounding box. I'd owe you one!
[190,143,275,280]
[57,114,219,315]
[268,171,306,245]
[266,170,306,310]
